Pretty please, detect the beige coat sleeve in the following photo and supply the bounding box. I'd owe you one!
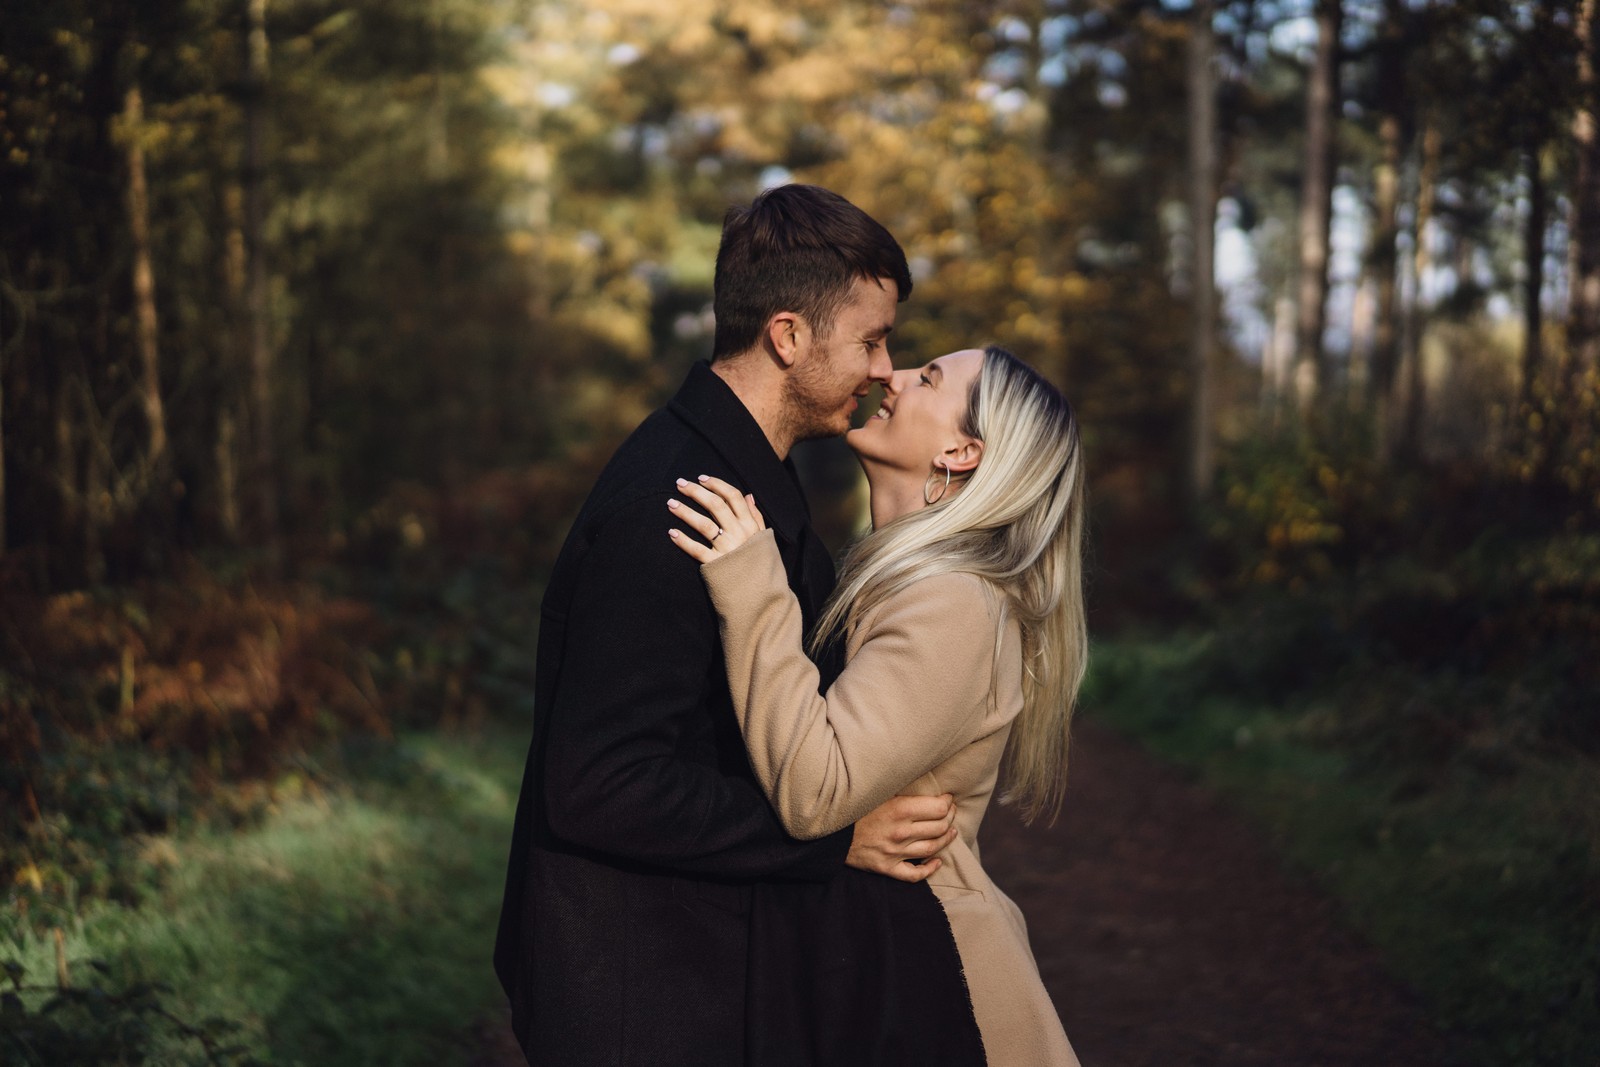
[701,529,1003,840]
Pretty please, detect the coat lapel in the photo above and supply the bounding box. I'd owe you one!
[667,362,842,688]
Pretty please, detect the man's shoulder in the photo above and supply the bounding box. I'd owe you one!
[580,408,727,530]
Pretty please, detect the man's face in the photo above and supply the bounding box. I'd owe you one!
[784,276,899,441]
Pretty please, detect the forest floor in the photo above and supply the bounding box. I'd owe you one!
[468,718,1458,1067]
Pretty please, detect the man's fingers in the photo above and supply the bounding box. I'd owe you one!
[900,815,953,843]
[886,792,955,823]
[890,857,941,883]
[906,825,959,858]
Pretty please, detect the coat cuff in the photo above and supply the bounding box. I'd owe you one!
[701,528,785,613]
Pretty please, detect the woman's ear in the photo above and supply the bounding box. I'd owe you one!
[941,438,984,474]
[762,311,804,368]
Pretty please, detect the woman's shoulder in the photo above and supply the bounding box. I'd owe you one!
[866,569,1006,638]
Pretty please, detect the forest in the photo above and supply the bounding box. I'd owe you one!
[2,0,1597,1064]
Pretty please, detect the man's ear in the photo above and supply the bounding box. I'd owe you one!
[762,311,805,368]
[941,438,984,474]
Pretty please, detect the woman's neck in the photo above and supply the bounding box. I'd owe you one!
[863,461,933,529]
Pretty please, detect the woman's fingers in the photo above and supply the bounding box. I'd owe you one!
[697,475,750,519]
[676,478,739,533]
[668,497,721,540]
[667,527,713,563]
[668,476,766,561]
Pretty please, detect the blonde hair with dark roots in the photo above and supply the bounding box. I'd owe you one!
[809,345,1088,824]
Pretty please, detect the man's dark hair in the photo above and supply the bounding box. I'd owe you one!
[711,184,913,360]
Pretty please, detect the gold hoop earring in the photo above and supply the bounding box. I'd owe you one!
[923,465,952,505]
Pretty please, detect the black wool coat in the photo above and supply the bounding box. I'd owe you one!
[493,363,985,1067]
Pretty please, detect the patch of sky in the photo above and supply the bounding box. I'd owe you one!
[1322,184,1368,358]
[1269,15,1316,61]
[982,50,1031,87]
[537,82,576,109]
[1040,54,1069,88]
[607,42,641,66]
[1218,198,1271,359]
[995,15,1033,44]
[1040,15,1073,54]
[991,87,1032,115]
[759,165,793,190]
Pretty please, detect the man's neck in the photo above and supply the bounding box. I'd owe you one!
[710,356,795,459]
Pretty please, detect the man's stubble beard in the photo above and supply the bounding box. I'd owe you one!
[779,338,851,445]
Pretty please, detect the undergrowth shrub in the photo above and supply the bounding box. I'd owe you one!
[2,957,259,1067]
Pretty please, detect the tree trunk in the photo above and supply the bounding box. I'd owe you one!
[0,341,6,557]
[1370,112,1402,442]
[1266,295,1295,419]
[218,184,247,543]
[1400,115,1441,458]
[1370,0,1406,456]
[1567,0,1600,390]
[123,82,168,472]
[1523,144,1547,404]
[243,0,279,557]
[1187,0,1218,501]
[1294,0,1342,411]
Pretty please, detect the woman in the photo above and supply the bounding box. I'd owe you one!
[667,344,1087,1067]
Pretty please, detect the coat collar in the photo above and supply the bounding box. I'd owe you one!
[667,361,811,544]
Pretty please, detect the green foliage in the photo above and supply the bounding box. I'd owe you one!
[1,728,523,1067]
[1085,632,1600,1067]
[1,958,261,1067]
[3,736,208,926]
[1204,424,1422,589]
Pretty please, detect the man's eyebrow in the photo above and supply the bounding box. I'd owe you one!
[865,322,895,338]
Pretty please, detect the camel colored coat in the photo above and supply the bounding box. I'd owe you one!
[703,531,1081,1067]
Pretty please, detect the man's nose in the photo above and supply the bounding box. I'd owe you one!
[869,346,894,385]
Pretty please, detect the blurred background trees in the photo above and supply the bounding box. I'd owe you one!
[2,2,1598,1061]
[5,0,1594,587]
[6,0,1598,839]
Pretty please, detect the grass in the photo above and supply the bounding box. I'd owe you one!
[2,725,526,1066]
[1085,636,1600,1067]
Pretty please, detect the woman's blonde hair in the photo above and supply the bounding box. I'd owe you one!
[809,345,1088,823]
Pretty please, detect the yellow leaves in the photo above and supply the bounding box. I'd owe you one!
[15,863,44,892]
[1058,273,1093,304]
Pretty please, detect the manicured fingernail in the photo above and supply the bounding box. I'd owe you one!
[667,499,679,509]
[668,529,680,538]
[676,478,689,486]
[697,474,709,482]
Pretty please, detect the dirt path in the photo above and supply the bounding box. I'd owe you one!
[475,719,1456,1066]
[981,719,1455,1066]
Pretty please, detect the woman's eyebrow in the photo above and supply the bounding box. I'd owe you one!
[927,361,944,382]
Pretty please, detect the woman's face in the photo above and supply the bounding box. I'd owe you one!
[847,348,985,474]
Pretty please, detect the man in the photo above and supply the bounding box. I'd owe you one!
[494,185,964,1066]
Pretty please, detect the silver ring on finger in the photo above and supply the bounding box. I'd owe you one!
[711,527,722,541]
